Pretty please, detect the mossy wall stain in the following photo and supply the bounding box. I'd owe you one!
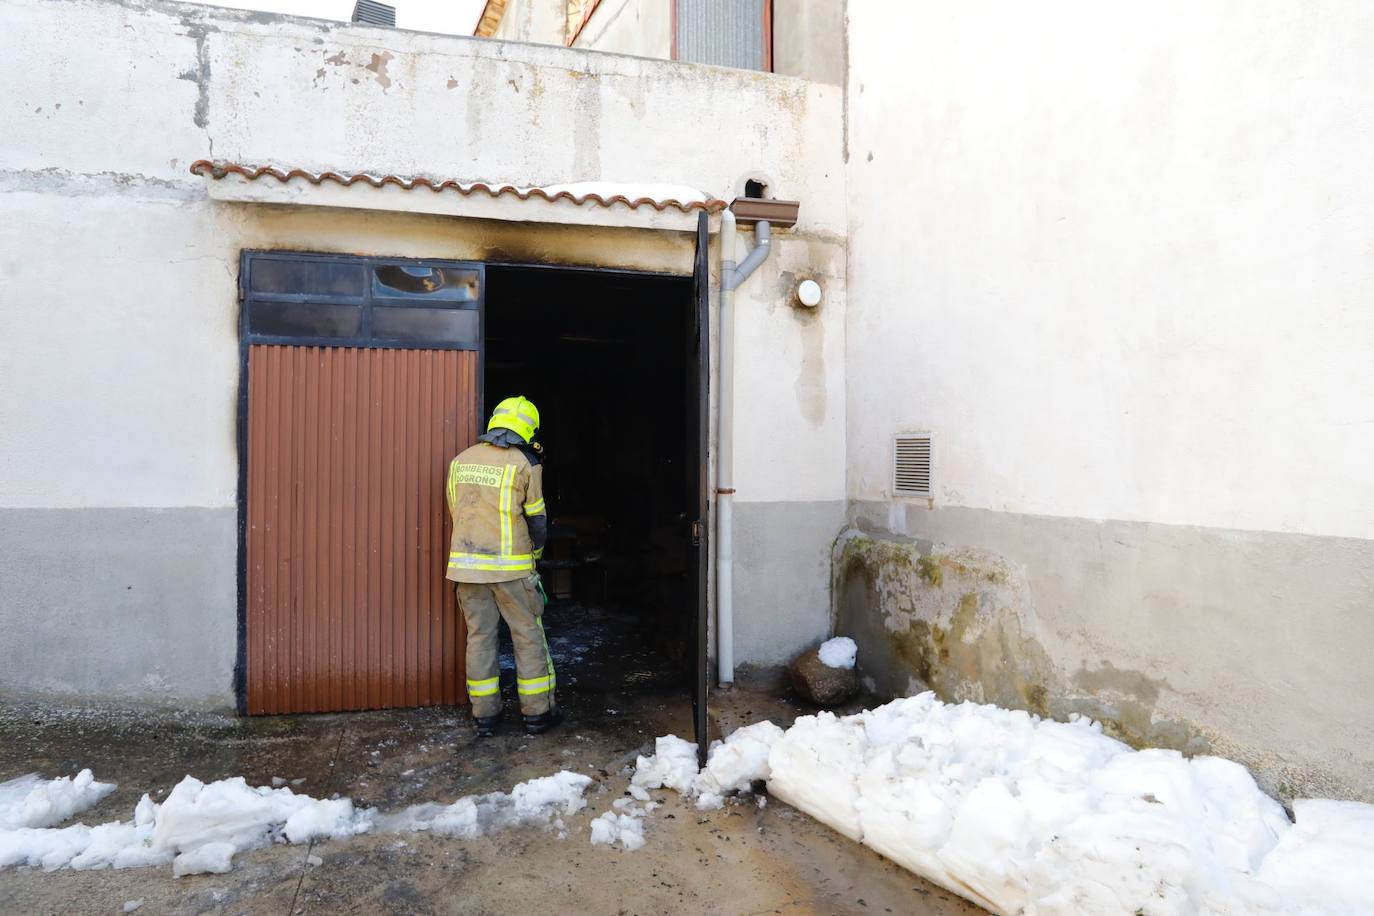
[833,529,1204,755]
[916,554,943,587]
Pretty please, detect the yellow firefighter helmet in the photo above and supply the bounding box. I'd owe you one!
[487,395,540,442]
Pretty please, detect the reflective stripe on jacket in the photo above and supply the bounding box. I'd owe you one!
[445,441,547,583]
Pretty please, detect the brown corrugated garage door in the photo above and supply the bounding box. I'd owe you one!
[239,253,482,714]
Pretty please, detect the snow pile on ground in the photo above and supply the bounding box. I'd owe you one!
[763,693,1374,916]
[0,770,116,830]
[1251,799,1374,916]
[589,798,658,851]
[817,637,858,670]
[628,723,784,812]
[692,721,785,810]
[374,770,591,840]
[0,769,593,876]
[0,774,370,874]
[637,693,1373,915]
[629,735,699,800]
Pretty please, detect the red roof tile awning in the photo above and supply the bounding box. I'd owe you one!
[189,160,728,215]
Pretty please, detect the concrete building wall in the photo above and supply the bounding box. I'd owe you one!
[569,0,671,60]
[772,0,844,86]
[843,0,1374,802]
[559,0,843,85]
[0,0,846,705]
[490,0,567,44]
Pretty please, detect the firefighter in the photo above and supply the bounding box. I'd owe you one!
[445,395,559,737]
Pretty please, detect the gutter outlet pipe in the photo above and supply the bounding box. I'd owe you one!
[716,211,771,687]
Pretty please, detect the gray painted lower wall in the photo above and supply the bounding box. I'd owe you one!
[732,499,847,668]
[843,501,1374,804]
[0,507,237,707]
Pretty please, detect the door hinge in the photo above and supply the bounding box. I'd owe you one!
[690,520,704,546]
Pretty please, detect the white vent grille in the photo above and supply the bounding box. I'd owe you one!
[893,434,933,498]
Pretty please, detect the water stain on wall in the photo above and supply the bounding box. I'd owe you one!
[365,51,394,90]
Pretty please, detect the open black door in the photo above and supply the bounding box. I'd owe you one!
[689,211,712,766]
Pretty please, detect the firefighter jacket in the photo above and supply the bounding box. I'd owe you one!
[445,439,547,583]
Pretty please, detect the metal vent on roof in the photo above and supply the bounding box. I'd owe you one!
[893,434,933,498]
[351,0,396,26]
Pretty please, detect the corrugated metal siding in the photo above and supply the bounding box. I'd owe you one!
[676,0,765,71]
[246,345,477,714]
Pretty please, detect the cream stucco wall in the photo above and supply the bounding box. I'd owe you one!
[846,1,1374,541]
[771,0,844,86]
[843,0,1374,801]
[570,0,670,59]
[0,0,846,702]
[490,0,566,44]
[504,0,843,85]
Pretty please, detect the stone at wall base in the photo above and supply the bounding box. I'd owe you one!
[790,648,859,707]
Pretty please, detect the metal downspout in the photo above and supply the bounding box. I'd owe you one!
[716,214,771,687]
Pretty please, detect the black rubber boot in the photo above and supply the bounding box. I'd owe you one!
[473,713,503,738]
[523,709,563,735]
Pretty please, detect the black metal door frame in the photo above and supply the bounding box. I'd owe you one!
[690,212,712,765]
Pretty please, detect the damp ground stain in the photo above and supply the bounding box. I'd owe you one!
[0,607,982,916]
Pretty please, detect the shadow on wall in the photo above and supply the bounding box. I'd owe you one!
[831,530,1210,759]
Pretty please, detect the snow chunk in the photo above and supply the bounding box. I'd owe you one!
[631,735,698,796]
[817,637,857,670]
[122,901,144,913]
[1,769,593,877]
[693,721,784,799]
[589,809,646,851]
[1,775,368,873]
[694,792,723,812]
[172,841,235,876]
[0,824,94,870]
[1254,799,1374,915]
[0,770,116,829]
[153,776,370,857]
[590,800,652,851]
[375,770,591,839]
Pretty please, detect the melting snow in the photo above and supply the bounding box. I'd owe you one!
[373,770,591,839]
[589,798,658,852]
[1251,799,1374,916]
[694,721,784,798]
[589,809,646,850]
[630,735,699,797]
[640,693,1374,916]
[817,636,858,670]
[0,770,116,830]
[628,721,783,813]
[0,770,592,876]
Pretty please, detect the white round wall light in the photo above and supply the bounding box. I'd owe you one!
[796,278,823,308]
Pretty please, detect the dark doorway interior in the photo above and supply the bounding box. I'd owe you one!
[483,264,697,698]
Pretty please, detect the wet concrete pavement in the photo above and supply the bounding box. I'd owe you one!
[0,607,984,916]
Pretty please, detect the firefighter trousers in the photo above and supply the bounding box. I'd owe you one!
[457,577,555,718]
